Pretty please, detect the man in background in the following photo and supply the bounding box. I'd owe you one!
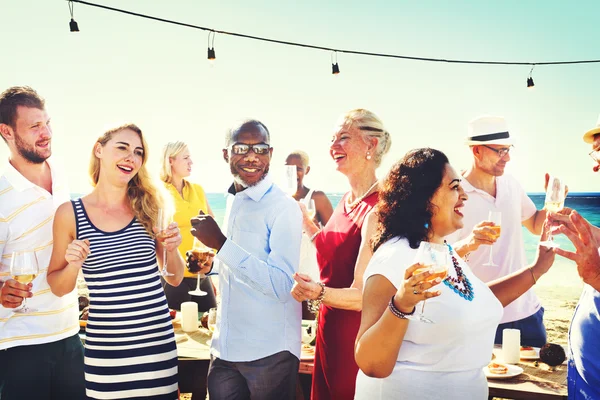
[190,119,302,400]
[0,86,84,399]
[448,115,548,347]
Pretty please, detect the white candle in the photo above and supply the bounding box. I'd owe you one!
[181,301,198,332]
[502,328,521,364]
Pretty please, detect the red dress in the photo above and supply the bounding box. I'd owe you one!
[311,191,378,400]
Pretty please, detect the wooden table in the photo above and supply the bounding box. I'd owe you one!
[298,347,568,400]
[487,346,567,400]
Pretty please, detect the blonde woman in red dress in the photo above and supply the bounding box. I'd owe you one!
[291,109,392,400]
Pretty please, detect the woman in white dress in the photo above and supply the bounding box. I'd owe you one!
[354,148,556,399]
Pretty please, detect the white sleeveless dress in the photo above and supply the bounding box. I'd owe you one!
[299,189,320,281]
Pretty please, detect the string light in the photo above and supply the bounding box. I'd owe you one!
[68,0,600,82]
[68,0,80,32]
[207,31,216,64]
[331,52,340,75]
[527,66,535,88]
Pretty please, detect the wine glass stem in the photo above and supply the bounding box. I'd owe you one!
[163,247,168,273]
[421,300,426,315]
[488,246,493,264]
[196,274,202,291]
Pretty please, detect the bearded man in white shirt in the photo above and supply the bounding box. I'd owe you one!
[0,86,85,400]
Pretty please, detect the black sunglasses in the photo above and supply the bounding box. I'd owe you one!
[230,143,271,155]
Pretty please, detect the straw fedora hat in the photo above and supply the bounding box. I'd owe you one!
[583,113,600,144]
[465,115,515,146]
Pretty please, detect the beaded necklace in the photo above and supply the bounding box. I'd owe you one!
[345,180,379,213]
[443,241,475,301]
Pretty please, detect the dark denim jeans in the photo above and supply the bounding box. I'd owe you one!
[208,351,299,400]
[494,307,547,348]
[0,333,85,400]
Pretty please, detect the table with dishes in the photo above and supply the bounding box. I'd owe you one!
[298,345,568,400]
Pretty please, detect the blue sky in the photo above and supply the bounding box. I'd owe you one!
[1,0,600,193]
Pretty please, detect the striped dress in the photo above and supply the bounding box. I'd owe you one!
[73,199,178,400]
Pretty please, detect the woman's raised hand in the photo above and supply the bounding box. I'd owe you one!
[392,263,443,313]
[65,239,91,269]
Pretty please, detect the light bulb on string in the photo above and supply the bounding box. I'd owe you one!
[207,31,216,66]
[527,65,535,89]
[331,51,340,75]
[68,0,80,32]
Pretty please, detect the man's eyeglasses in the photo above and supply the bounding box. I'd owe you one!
[590,149,600,163]
[230,143,271,155]
[482,145,512,158]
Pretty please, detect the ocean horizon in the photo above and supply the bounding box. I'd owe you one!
[70,191,600,266]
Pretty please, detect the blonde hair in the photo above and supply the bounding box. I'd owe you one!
[287,150,310,169]
[339,108,392,167]
[160,141,189,184]
[89,123,166,234]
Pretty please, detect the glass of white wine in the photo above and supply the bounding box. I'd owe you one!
[406,242,448,324]
[207,307,217,333]
[156,208,175,277]
[305,199,316,220]
[540,175,566,248]
[188,238,213,297]
[10,251,39,313]
[283,165,297,196]
[483,211,502,267]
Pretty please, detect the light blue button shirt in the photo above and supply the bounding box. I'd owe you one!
[211,174,302,362]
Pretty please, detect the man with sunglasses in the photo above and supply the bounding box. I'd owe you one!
[447,115,549,347]
[546,118,600,399]
[189,119,302,400]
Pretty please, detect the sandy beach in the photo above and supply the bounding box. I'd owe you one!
[533,258,584,345]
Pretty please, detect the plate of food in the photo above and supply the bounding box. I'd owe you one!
[301,343,316,361]
[520,346,540,360]
[484,362,523,379]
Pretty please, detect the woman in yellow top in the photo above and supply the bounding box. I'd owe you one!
[160,141,217,311]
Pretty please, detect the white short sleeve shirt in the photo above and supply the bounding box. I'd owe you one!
[363,238,503,371]
[445,173,539,323]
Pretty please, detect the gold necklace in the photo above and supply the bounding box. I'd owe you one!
[345,180,379,212]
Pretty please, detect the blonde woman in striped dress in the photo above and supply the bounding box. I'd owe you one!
[47,123,185,399]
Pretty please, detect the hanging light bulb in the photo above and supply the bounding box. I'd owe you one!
[527,65,535,89]
[68,1,79,32]
[331,51,340,75]
[207,31,216,65]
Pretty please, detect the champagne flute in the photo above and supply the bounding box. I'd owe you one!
[483,211,502,267]
[10,251,39,313]
[207,307,217,333]
[305,199,316,220]
[406,242,448,324]
[188,237,212,297]
[283,165,297,196]
[540,176,566,248]
[156,208,175,277]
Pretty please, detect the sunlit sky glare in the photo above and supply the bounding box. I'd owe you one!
[1,0,600,193]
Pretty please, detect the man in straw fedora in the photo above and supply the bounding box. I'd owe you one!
[547,116,600,399]
[446,115,549,347]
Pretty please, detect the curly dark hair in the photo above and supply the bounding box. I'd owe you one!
[372,148,450,252]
